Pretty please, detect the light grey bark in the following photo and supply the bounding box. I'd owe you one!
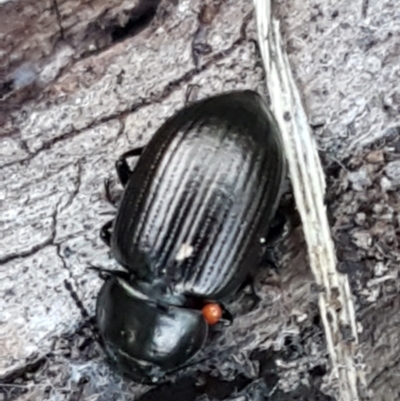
[1,0,399,400]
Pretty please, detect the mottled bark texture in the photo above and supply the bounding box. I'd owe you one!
[0,0,399,400]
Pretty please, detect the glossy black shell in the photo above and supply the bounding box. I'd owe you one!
[96,275,208,381]
[111,90,286,301]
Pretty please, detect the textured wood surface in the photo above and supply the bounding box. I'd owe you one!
[1,0,399,400]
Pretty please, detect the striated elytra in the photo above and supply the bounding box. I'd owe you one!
[95,90,287,382]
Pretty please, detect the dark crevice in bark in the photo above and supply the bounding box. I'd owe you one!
[1,10,253,171]
[51,197,102,349]
[0,356,47,384]
[19,138,30,154]
[361,0,369,18]
[0,238,53,265]
[191,0,226,71]
[52,0,65,40]
[0,79,14,100]
[62,278,91,321]
[52,201,91,322]
[0,199,60,263]
[137,373,253,401]
[0,320,99,400]
[60,161,82,212]
[109,0,160,43]
[136,349,334,401]
[0,0,163,123]
[54,240,102,346]
[369,356,400,389]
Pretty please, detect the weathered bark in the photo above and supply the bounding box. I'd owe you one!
[0,0,399,400]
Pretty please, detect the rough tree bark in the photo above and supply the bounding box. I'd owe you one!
[0,0,399,400]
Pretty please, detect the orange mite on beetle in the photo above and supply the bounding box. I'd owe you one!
[202,303,223,325]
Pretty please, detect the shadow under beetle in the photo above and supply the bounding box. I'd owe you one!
[95,90,287,383]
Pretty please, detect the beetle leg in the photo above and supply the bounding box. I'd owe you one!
[263,210,288,246]
[104,178,118,208]
[88,265,128,280]
[218,306,234,326]
[259,210,289,270]
[116,147,144,186]
[100,220,113,247]
[261,246,279,270]
[262,187,297,248]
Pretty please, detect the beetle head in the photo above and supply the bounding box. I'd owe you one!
[96,276,208,382]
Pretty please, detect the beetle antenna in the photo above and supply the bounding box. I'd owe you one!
[87,265,128,280]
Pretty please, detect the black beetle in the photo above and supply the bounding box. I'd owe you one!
[95,90,286,382]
